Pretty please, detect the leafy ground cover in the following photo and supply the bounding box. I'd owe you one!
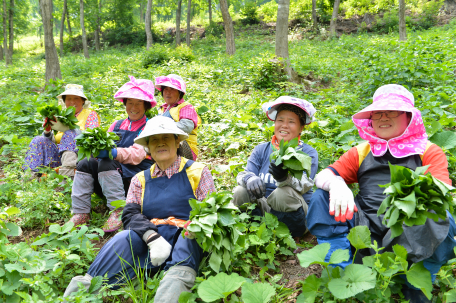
[1,20,456,301]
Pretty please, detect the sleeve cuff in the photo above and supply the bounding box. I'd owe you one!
[142,230,156,242]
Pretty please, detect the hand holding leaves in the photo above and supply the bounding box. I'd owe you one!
[75,127,119,162]
[269,137,312,180]
[38,105,79,130]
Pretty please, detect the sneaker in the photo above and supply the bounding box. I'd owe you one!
[69,213,90,227]
[102,208,123,233]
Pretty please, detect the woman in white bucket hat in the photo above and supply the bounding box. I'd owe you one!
[63,115,216,302]
[155,74,201,160]
[23,84,100,178]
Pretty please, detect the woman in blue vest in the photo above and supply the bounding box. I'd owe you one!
[63,115,216,302]
[233,96,318,238]
[67,76,156,232]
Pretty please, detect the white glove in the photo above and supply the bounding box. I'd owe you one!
[50,119,70,133]
[315,169,358,222]
[147,235,172,266]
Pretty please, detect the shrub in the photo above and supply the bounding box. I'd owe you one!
[142,44,195,68]
[205,22,225,37]
[372,10,399,34]
[240,2,260,25]
[258,1,278,22]
[250,55,288,89]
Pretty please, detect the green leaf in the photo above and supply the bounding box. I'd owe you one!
[178,291,198,303]
[88,276,103,293]
[430,131,456,150]
[347,226,371,250]
[444,289,456,303]
[297,243,330,267]
[389,222,404,238]
[209,251,222,272]
[329,249,350,265]
[241,282,275,303]
[327,264,376,299]
[393,191,416,217]
[392,244,408,260]
[405,261,433,299]
[5,207,20,216]
[49,221,74,234]
[197,272,245,302]
[299,274,321,303]
[111,200,126,209]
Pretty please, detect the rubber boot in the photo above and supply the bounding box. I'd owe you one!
[98,170,126,211]
[71,171,95,214]
[154,266,196,303]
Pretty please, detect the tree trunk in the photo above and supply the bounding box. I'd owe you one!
[176,0,182,46]
[208,0,212,23]
[145,0,153,50]
[8,0,13,56]
[186,0,191,46]
[80,0,89,58]
[94,0,100,51]
[399,0,407,41]
[40,0,62,83]
[0,45,3,60]
[219,0,235,55]
[3,0,9,65]
[66,1,72,36]
[312,0,317,32]
[59,0,66,57]
[329,0,340,37]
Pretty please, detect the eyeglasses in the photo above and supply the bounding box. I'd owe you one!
[370,111,405,120]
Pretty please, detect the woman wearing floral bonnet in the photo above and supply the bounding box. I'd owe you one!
[306,84,455,301]
[23,84,100,178]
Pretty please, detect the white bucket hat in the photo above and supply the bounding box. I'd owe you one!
[134,116,189,147]
[57,84,91,109]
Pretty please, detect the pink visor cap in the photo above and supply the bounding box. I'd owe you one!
[262,96,316,125]
[352,84,415,119]
[114,75,157,106]
[155,74,187,94]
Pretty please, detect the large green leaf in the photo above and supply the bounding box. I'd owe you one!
[393,191,416,217]
[297,243,330,267]
[327,264,376,299]
[405,261,433,299]
[298,274,321,303]
[49,221,74,234]
[209,251,222,273]
[197,272,245,302]
[241,282,275,303]
[444,289,456,303]
[347,226,371,250]
[430,131,456,150]
[328,249,350,265]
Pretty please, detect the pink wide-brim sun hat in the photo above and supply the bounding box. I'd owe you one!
[114,75,157,106]
[261,96,316,125]
[352,84,415,119]
[154,74,187,94]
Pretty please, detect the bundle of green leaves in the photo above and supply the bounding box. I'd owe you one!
[75,127,119,161]
[38,105,79,129]
[269,137,312,180]
[182,191,248,273]
[378,163,456,238]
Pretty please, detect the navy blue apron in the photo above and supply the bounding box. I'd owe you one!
[113,119,153,178]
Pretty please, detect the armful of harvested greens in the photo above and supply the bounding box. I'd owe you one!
[269,137,312,181]
[182,191,248,273]
[38,105,79,130]
[377,163,456,239]
[75,127,119,162]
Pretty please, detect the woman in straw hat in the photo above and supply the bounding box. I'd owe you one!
[306,84,455,301]
[63,115,216,302]
[233,96,318,239]
[155,74,201,160]
[22,84,100,178]
[67,76,157,233]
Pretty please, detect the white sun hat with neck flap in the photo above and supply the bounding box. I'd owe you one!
[134,116,189,147]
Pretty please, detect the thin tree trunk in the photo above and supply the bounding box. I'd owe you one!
[276,0,291,78]
[219,0,235,55]
[8,0,13,56]
[59,0,66,57]
[40,0,62,83]
[3,0,9,65]
[329,0,340,37]
[312,0,317,32]
[176,0,182,46]
[399,0,407,41]
[80,0,89,58]
[0,45,3,60]
[208,0,212,23]
[186,0,191,46]
[66,1,72,36]
[94,0,100,51]
[145,0,152,49]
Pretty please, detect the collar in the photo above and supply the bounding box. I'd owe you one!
[152,156,182,179]
[160,98,185,110]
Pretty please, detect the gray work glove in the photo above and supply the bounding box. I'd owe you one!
[245,175,266,199]
[50,118,70,133]
[147,234,172,266]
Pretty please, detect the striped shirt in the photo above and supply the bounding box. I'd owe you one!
[126,156,215,205]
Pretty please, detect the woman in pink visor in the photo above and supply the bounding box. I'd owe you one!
[306,84,455,302]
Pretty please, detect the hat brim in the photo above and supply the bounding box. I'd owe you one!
[352,100,414,119]
[154,83,186,94]
[114,93,157,105]
[58,91,88,101]
[135,132,189,148]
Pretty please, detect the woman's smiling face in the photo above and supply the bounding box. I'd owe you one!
[125,98,146,121]
[148,133,180,163]
[371,111,410,140]
[274,110,304,142]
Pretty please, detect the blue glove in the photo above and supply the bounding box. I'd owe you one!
[97,148,117,159]
[245,175,266,199]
